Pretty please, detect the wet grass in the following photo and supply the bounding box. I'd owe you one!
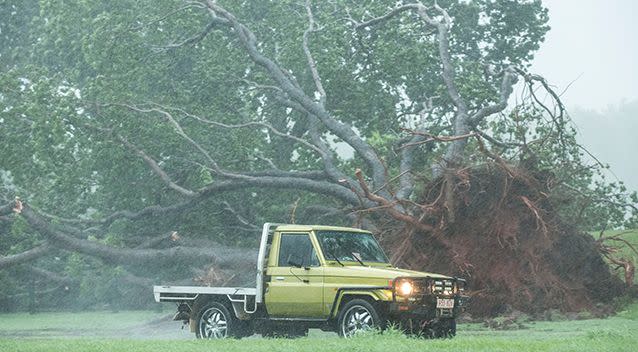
[1,303,637,351]
[0,332,636,352]
[0,310,162,333]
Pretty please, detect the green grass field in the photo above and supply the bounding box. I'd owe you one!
[1,303,637,352]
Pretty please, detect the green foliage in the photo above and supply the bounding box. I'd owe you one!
[0,0,632,312]
[484,105,638,229]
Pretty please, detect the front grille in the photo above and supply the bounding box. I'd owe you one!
[394,277,464,303]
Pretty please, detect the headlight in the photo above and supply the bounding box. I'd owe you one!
[397,281,414,296]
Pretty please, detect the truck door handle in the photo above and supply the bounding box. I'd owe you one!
[275,276,285,281]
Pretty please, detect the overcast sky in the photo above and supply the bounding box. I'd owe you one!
[531,0,638,110]
[530,0,638,192]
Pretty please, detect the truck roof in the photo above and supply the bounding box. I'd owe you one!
[274,224,371,233]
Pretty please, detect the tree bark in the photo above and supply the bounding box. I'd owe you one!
[0,244,52,269]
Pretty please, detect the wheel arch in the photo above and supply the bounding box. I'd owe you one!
[190,294,233,333]
[330,288,391,320]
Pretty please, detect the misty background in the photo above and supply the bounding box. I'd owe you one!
[532,0,638,192]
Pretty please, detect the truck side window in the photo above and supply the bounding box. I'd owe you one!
[278,234,320,267]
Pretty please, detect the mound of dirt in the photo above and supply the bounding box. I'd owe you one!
[383,164,625,317]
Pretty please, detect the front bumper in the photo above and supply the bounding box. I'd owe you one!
[388,294,469,319]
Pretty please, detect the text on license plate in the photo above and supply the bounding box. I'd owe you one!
[436,298,455,309]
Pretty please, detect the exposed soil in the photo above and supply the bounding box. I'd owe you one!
[381,164,625,317]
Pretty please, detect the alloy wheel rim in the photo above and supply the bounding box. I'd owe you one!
[199,307,228,339]
[342,305,374,337]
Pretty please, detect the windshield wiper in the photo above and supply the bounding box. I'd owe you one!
[326,249,344,266]
[351,253,366,266]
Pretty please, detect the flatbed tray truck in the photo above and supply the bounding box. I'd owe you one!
[154,223,467,338]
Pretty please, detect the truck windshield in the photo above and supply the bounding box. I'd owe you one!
[316,231,389,264]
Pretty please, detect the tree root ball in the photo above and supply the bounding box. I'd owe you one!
[382,164,625,317]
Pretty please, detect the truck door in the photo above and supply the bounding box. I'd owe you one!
[265,232,324,318]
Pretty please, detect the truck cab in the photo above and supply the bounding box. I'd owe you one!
[154,223,468,338]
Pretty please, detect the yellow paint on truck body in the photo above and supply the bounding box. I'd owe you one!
[263,225,453,319]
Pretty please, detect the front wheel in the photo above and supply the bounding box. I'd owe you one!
[435,318,456,338]
[337,299,384,337]
[196,302,247,339]
[420,318,456,338]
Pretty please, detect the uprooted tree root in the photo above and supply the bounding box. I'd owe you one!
[378,164,626,317]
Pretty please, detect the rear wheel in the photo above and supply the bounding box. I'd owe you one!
[337,299,383,337]
[196,302,250,339]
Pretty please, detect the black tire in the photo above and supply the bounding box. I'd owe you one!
[195,301,249,339]
[427,318,456,338]
[406,318,456,339]
[440,318,456,338]
[337,299,384,337]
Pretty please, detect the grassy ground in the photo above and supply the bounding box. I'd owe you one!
[0,310,162,333]
[1,303,637,352]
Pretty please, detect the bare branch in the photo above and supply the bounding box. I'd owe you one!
[53,198,199,228]
[19,204,251,269]
[397,99,438,199]
[22,168,362,233]
[82,123,196,198]
[117,103,225,174]
[306,115,359,186]
[472,128,523,149]
[163,103,355,187]
[468,66,518,126]
[303,0,327,106]
[135,231,179,249]
[356,4,465,111]
[116,133,197,197]
[399,130,476,149]
[157,104,327,159]
[0,243,52,270]
[221,201,259,230]
[26,265,74,285]
[418,4,467,115]
[560,183,638,213]
[354,4,420,29]
[517,69,565,122]
[204,1,388,191]
[0,200,13,216]
[0,197,22,216]
[130,3,203,31]
[355,2,472,171]
[241,169,327,180]
[355,169,433,232]
[109,103,345,202]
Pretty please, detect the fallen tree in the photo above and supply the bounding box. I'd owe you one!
[1,0,636,314]
[375,165,626,316]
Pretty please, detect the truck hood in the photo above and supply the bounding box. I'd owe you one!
[324,265,452,280]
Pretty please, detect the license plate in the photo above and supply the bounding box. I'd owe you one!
[436,298,455,309]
